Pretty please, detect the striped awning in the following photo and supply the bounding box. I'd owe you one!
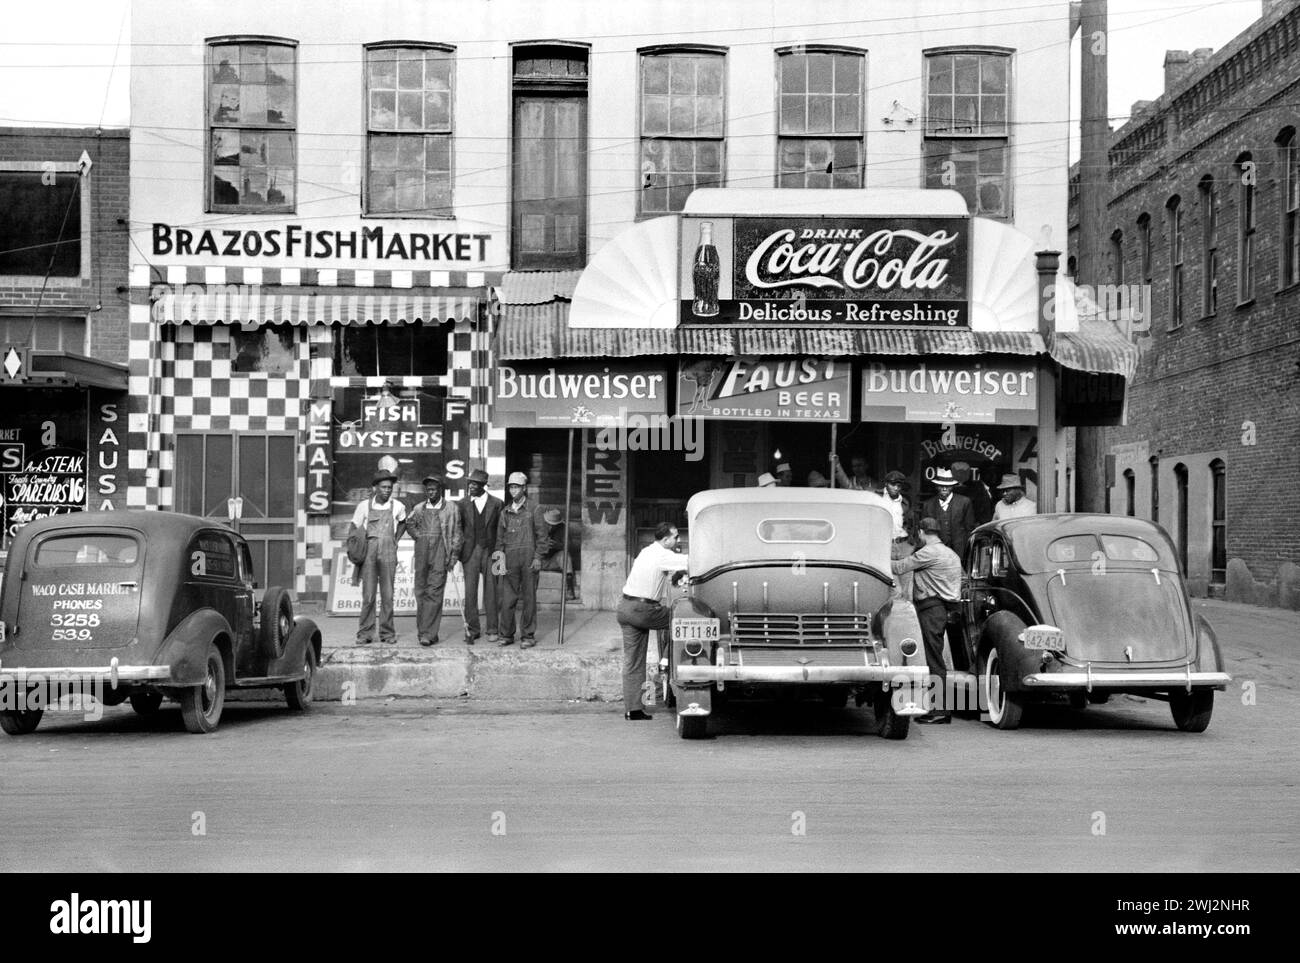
[1049,320,1141,379]
[498,302,1046,360]
[150,284,479,326]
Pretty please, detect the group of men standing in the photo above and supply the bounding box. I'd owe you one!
[351,468,560,650]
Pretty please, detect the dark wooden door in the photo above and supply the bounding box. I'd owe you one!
[512,96,586,269]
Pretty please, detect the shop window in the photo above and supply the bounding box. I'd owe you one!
[1137,212,1152,284]
[1166,194,1183,328]
[207,37,297,212]
[776,47,864,189]
[512,43,588,269]
[639,47,725,214]
[1210,459,1226,584]
[1236,152,1255,303]
[0,169,81,277]
[1279,127,1299,288]
[365,44,454,216]
[1174,462,1188,576]
[0,316,85,352]
[332,323,448,377]
[1198,176,1217,316]
[1123,468,1135,517]
[231,323,298,374]
[923,48,1011,218]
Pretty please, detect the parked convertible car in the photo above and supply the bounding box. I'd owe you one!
[959,514,1230,732]
[0,511,322,735]
[664,489,929,740]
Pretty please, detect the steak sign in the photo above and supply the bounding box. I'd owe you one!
[680,215,970,327]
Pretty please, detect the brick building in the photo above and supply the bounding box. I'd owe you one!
[0,127,130,559]
[1070,0,1300,608]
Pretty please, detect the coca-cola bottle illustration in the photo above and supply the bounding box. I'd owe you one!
[691,220,720,318]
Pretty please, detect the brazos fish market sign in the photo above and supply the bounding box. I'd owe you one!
[678,357,850,422]
[495,363,668,428]
[862,360,1037,425]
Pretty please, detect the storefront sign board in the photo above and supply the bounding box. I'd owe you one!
[678,357,851,422]
[327,545,465,617]
[862,360,1037,425]
[495,362,668,428]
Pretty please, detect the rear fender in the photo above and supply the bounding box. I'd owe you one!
[155,609,233,686]
[669,596,718,696]
[875,597,926,671]
[982,610,1036,691]
[1193,615,1225,678]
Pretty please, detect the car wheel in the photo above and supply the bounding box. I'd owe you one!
[284,647,316,711]
[1170,689,1214,733]
[129,691,163,716]
[0,708,43,735]
[676,712,708,740]
[982,647,1024,730]
[873,691,911,740]
[180,643,225,734]
[260,587,294,660]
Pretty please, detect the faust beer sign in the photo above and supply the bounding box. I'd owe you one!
[678,357,850,422]
[680,215,969,326]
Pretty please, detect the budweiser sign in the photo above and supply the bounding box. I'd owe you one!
[680,215,969,327]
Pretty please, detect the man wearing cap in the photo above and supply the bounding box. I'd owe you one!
[921,467,976,561]
[351,469,408,645]
[993,473,1037,520]
[775,463,794,487]
[493,471,552,648]
[891,516,963,724]
[456,468,503,644]
[951,461,994,526]
[618,522,688,721]
[407,473,462,647]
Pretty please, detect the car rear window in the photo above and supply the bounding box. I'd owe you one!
[756,518,835,543]
[34,534,139,567]
[1099,535,1161,562]
[1048,533,1164,565]
[1046,535,1096,562]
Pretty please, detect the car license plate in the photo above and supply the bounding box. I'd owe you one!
[672,618,719,643]
[1022,625,1065,651]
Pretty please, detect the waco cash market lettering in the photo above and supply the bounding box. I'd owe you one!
[153,223,490,262]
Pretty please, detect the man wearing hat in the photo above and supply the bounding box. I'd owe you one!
[407,473,463,646]
[921,466,976,561]
[350,468,408,645]
[993,473,1037,520]
[891,516,964,724]
[756,472,777,488]
[456,468,503,644]
[951,461,994,526]
[775,463,793,487]
[539,508,579,601]
[492,471,552,648]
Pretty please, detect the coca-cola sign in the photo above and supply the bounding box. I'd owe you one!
[680,215,969,326]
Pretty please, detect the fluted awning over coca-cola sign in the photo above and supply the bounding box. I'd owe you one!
[679,215,970,327]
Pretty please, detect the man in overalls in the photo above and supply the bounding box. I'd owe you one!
[352,469,407,645]
[407,473,463,647]
[492,471,551,649]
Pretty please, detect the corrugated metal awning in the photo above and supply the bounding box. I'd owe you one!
[150,285,479,326]
[498,270,582,305]
[1050,320,1140,379]
[498,302,1045,360]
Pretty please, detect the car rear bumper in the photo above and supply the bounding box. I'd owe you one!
[676,664,929,685]
[0,661,173,690]
[1021,668,1231,691]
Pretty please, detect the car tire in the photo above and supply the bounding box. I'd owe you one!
[260,587,294,660]
[873,691,911,740]
[676,712,708,740]
[180,643,225,734]
[284,646,316,711]
[982,647,1024,730]
[1169,688,1213,733]
[0,708,43,735]
[129,691,163,716]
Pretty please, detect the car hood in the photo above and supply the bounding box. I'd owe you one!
[1038,568,1193,664]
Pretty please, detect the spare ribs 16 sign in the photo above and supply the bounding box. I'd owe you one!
[679,215,969,327]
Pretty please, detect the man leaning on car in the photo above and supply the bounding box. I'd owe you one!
[617,522,688,721]
[890,516,963,725]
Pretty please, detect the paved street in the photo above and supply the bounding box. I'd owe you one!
[1,599,1296,873]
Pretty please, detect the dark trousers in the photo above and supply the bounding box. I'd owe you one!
[413,551,449,644]
[617,596,671,712]
[357,538,397,643]
[499,551,538,641]
[916,597,960,713]
[461,545,498,638]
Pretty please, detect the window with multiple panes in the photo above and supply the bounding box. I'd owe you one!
[1167,195,1183,328]
[1199,176,1217,316]
[1280,128,1299,288]
[1210,459,1226,585]
[365,44,454,216]
[776,47,864,189]
[923,48,1011,217]
[333,323,449,377]
[1237,153,1256,302]
[207,38,296,212]
[639,48,725,214]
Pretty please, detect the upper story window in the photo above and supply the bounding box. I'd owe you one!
[639,47,725,215]
[207,38,297,213]
[1279,127,1299,289]
[1199,175,1217,316]
[365,44,454,217]
[776,47,865,189]
[1137,212,1152,283]
[1167,195,1183,328]
[923,48,1011,218]
[0,165,83,278]
[1236,152,1256,303]
[1110,228,1124,287]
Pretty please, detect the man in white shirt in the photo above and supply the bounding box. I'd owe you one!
[993,474,1038,520]
[350,469,408,645]
[617,522,688,720]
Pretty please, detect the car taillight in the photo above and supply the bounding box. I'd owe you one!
[899,638,919,659]
[683,639,705,658]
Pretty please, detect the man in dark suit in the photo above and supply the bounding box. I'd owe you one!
[921,466,976,672]
[456,467,503,645]
[951,460,994,526]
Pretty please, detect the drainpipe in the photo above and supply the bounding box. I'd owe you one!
[1036,250,1061,514]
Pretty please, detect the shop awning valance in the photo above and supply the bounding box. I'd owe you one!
[1,350,129,391]
[149,285,480,326]
[498,302,1047,360]
[1049,320,1141,379]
